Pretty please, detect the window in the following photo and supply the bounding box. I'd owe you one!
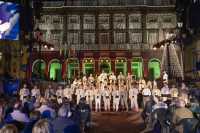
[67,32,79,44]
[38,15,46,23]
[113,14,126,29]
[114,32,126,44]
[68,15,80,30]
[129,14,141,29]
[147,31,158,48]
[129,31,142,44]
[83,15,95,29]
[98,14,110,29]
[52,15,63,24]
[99,33,109,44]
[51,30,62,44]
[83,33,95,44]
[147,16,158,23]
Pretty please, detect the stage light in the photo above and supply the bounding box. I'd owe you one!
[153,47,157,50]
[90,59,93,63]
[161,45,164,48]
[50,47,54,51]
[44,45,47,48]
[106,60,109,62]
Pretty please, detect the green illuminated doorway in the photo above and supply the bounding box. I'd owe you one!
[67,59,79,80]
[131,58,143,79]
[49,60,62,81]
[115,59,127,76]
[99,59,111,74]
[83,59,94,76]
[148,59,160,80]
[32,60,46,80]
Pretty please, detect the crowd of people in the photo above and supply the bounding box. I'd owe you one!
[0,70,200,133]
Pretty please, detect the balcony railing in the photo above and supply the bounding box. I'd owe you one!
[42,0,175,7]
[69,43,150,50]
[43,1,65,7]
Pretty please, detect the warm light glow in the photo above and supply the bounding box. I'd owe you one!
[90,59,93,63]
[153,47,157,50]
[161,45,164,48]
[44,45,47,48]
[50,47,54,51]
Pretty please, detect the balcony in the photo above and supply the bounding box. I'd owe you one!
[43,1,64,7]
[69,43,150,50]
[42,0,175,7]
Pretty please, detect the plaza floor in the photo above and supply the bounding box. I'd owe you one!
[90,111,144,133]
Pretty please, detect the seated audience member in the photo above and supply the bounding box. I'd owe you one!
[5,101,30,123]
[0,124,18,133]
[36,98,56,119]
[52,105,77,133]
[32,119,53,133]
[172,99,195,133]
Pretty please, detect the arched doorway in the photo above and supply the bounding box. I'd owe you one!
[49,59,62,81]
[83,58,94,76]
[99,58,111,74]
[32,59,46,80]
[148,59,161,80]
[67,59,79,80]
[131,57,143,80]
[115,58,127,76]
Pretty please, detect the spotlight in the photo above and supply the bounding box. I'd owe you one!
[50,47,54,51]
[44,45,47,48]
[161,45,164,48]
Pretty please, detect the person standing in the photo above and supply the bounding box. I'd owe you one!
[94,88,102,112]
[103,86,111,111]
[120,83,128,111]
[19,84,30,102]
[112,84,120,112]
[129,83,139,112]
[63,85,73,101]
[126,73,132,90]
[117,72,125,86]
[142,85,151,108]
[56,86,64,104]
[31,85,41,99]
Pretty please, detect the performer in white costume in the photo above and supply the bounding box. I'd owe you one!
[129,83,139,111]
[95,88,102,112]
[112,84,120,112]
[103,85,111,111]
[31,85,41,99]
[56,86,63,104]
[19,84,30,101]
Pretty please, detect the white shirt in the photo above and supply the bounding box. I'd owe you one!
[142,88,151,96]
[161,86,170,95]
[129,88,139,98]
[31,88,40,97]
[36,105,55,118]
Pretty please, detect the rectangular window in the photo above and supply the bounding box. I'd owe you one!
[52,15,63,24]
[114,32,126,44]
[99,33,109,44]
[83,15,95,29]
[98,14,110,29]
[51,30,62,44]
[147,31,158,48]
[68,15,80,30]
[113,14,126,29]
[67,32,79,44]
[83,33,95,44]
[129,31,142,44]
[129,14,141,29]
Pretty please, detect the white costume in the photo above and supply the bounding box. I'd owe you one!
[142,87,151,107]
[129,87,139,111]
[163,71,168,83]
[56,87,63,104]
[63,86,73,101]
[109,73,117,84]
[95,89,102,112]
[126,73,132,89]
[117,73,125,85]
[112,89,120,111]
[103,87,111,111]
[19,87,30,101]
[31,87,41,99]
